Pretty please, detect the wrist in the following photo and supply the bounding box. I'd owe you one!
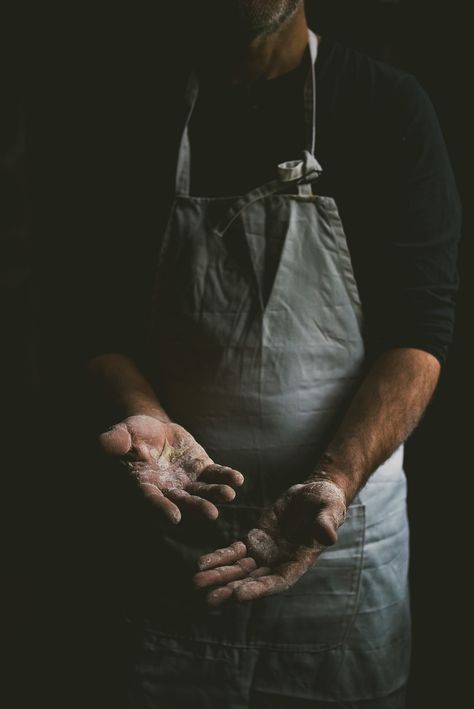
[123,404,172,424]
[88,353,172,424]
[306,453,363,506]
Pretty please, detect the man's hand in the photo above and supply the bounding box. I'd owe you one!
[99,414,244,524]
[193,478,347,606]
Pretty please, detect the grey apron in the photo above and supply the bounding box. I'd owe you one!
[129,30,411,707]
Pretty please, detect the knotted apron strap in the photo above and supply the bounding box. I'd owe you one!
[214,150,322,238]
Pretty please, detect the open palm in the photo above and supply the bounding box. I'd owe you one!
[99,414,244,524]
[193,479,347,606]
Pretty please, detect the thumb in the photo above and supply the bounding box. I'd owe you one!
[312,504,346,547]
[99,423,133,457]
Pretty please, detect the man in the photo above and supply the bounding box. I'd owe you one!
[87,2,461,707]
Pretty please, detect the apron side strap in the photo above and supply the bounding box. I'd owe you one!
[214,179,282,238]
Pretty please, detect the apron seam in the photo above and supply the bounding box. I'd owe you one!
[341,504,366,645]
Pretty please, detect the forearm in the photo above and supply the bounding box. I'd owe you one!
[87,353,171,424]
[310,347,441,503]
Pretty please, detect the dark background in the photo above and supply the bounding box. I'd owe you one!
[2,1,471,707]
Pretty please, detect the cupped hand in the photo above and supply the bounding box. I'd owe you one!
[99,414,244,524]
[193,478,347,606]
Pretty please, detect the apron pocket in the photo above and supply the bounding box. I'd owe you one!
[133,503,365,653]
[246,502,365,651]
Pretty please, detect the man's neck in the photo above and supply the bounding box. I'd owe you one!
[197,5,309,84]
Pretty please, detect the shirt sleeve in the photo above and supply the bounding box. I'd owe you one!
[363,72,462,365]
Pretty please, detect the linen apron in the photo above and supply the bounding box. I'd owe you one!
[127,30,411,708]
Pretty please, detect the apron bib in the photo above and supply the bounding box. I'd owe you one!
[128,31,410,703]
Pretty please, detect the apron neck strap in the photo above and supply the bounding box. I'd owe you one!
[305,29,318,157]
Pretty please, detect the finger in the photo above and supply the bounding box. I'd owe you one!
[232,554,313,601]
[205,586,234,608]
[99,424,132,457]
[204,566,272,607]
[199,464,244,488]
[225,566,271,590]
[186,482,236,503]
[139,482,181,524]
[233,574,290,601]
[165,488,219,520]
[193,557,257,589]
[197,541,247,571]
[313,509,340,546]
[249,566,272,579]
